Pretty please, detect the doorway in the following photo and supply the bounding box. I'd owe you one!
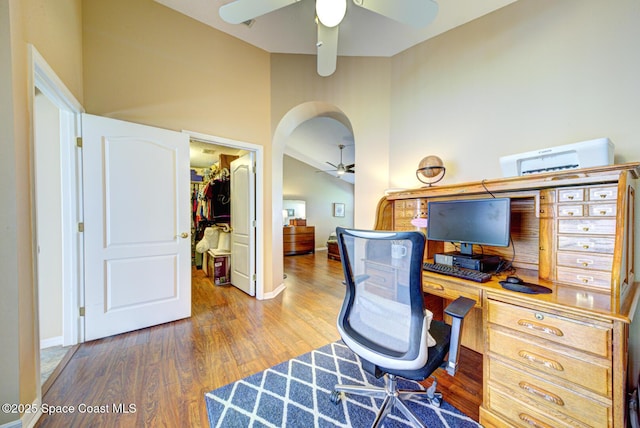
[29,46,84,394]
[184,131,264,300]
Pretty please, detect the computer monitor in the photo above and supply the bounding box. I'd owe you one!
[427,197,511,256]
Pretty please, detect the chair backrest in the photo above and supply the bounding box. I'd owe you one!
[336,227,427,365]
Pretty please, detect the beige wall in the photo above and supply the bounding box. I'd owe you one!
[1,0,83,423]
[389,0,640,187]
[81,0,280,294]
[270,54,392,230]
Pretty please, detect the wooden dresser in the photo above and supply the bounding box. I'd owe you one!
[283,226,315,255]
[374,163,640,428]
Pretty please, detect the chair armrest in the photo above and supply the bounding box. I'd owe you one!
[444,296,475,319]
[443,296,476,376]
[353,274,370,284]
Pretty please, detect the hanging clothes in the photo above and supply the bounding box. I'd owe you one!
[211,177,230,223]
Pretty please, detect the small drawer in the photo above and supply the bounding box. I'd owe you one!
[556,251,613,271]
[557,266,612,290]
[489,359,611,426]
[422,276,482,307]
[487,300,611,357]
[402,199,417,209]
[557,236,615,254]
[487,385,593,428]
[558,219,616,235]
[558,188,585,202]
[588,203,617,217]
[589,186,617,201]
[488,327,611,395]
[557,204,584,217]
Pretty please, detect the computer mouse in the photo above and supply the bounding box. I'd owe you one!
[505,276,524,284]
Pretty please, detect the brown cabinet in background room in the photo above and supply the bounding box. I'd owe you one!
[283,226,315,255]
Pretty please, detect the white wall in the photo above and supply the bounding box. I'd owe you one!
[283,155,354,248]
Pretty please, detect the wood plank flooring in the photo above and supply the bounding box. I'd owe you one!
[36,252,482,427]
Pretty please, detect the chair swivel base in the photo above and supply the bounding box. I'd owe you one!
[331,374,441,428]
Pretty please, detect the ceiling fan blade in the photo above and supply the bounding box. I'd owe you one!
[352,0,438,28]
[219,0,300,25]
[317,22,339,77]
[326,161,339,169]
[345,163,355,169]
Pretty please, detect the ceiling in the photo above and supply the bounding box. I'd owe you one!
[155,0,518,57]
[174,0,520,184]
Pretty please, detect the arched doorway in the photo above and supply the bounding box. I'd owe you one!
[270,102,354,296]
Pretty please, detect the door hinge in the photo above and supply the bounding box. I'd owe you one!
[252,274,257,281]
[78,222,84,232]
[76,137,83,148]
[252,220,257,227]
[252,163,256,173]
[79,307,85,317]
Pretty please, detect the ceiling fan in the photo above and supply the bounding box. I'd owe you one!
[320,144,354,177]
[218,0,439,77]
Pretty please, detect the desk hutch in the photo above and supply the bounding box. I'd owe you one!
[374,163,639,428]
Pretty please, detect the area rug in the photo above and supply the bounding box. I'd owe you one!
[205,341,481,427]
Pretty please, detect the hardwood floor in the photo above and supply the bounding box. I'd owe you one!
[36,252,481,427]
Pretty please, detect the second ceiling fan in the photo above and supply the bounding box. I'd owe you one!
[322,144,354,177]
[219,0,439,77]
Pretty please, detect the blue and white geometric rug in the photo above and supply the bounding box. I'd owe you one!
[205,341,481,427]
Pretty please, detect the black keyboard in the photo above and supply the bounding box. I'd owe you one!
[423,262,492,283]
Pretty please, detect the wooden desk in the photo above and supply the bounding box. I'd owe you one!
[374,163,640,428]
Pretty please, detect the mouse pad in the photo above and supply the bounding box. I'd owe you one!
[499,281,552,294]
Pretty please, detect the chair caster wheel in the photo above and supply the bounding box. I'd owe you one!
[330,390,342,404]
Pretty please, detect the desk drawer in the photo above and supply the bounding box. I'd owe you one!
[489,327,611,395]
[556,251,613,271]
[422,276,482,307]
[556,266,612,290]
[589,186,617,201]
[557,204,584,217]
[588,203,617,217]
[487,300,611,357]
[557,236,615,253]
[487,385,592,428]
[558,219,616,235]
[489,359,610,427]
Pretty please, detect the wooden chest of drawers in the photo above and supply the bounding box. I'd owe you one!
[283,226,315,255]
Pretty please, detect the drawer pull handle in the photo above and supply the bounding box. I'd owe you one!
[519,381,565,406]
[518,350,564,371]
[517,320,564,337]
[577,275,593,284]
[599,210,608,215]
[581,226,590,232]
[598,193,608,199]
[576,258,593,267]
[519,413,554,428]
[567,195,575,200]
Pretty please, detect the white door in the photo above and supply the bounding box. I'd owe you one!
[82,114,191,341]
[230,152,256,296]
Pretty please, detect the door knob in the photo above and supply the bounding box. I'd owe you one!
[180,232,189,238]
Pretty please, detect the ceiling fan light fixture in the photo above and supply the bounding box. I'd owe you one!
[316,0,347,28]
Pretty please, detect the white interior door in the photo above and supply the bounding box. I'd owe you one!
[82,114,191,341]
[230,152,256,296]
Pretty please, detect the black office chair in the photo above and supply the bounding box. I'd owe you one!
[331,227,475,428]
